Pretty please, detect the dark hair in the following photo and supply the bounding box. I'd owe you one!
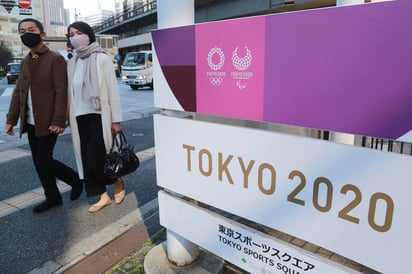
[67,21,96,44]
[18,18,44,33]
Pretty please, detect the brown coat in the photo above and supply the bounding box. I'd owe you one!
[6,45,68,137]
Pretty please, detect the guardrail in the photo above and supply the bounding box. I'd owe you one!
[93,0,157,33]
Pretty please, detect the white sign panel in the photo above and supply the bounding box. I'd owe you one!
[159,191,358,274]
[154,114,412,274]
[19,8,32,15]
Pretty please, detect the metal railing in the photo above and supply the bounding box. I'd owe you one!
[93,0,157,33]
[269,0,295,9]
[360,136,412,155]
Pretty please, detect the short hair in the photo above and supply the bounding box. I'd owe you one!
[67,21,96,44]
[18,18,44,33]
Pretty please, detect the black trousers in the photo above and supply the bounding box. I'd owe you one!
[76,114,116,197]
[26,124,80,203]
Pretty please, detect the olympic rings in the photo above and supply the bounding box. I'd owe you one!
[209,77,223,85]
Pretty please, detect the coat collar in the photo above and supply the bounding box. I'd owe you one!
[27,44,49,59]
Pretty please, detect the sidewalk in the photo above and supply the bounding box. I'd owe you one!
[61,213,245,274]
[61,211,166,274]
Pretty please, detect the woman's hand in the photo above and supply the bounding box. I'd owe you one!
[111,122,122,134]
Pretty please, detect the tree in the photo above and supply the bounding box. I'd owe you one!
[0,45,13,74]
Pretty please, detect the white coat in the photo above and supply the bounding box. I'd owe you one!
[68,53,123,179]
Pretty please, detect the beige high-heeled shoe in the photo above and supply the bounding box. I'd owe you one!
[88,193,111,213]
[114,177,125,204]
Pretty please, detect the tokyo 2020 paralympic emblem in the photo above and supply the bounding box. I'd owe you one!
[232,47,252,71]
[232,47,253,90]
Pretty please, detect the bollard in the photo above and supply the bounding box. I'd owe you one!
[166,229,200,266]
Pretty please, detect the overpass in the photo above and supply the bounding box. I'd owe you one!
[93,0,335,53]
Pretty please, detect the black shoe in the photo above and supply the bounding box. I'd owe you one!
[70,180,83,201]
[33,200,63,213]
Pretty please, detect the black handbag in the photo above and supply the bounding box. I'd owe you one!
[104,131,140,179]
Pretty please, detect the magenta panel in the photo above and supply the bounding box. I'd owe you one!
[195,17,265,121]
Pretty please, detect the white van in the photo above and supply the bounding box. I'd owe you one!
[6,62,20,84]
[121,50,153,90]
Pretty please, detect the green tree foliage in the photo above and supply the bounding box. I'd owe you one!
[0,45,13,75]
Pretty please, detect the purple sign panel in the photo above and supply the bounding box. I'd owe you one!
[152,0,412,140]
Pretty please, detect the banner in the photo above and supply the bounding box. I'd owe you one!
[152,0,412,140]
[154,114,412,273]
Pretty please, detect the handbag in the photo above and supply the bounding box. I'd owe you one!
[104,131,140,179]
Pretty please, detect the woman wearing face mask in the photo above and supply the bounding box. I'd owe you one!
[66,21,124,213]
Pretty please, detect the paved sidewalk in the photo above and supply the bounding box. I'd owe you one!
[60,215,246,274]
[61,212,166,274]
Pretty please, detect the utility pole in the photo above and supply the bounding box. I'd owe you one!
[74,8,79,21]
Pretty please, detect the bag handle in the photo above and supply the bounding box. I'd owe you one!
[119,131,129,146]
[110,132,123,153]
[109,131,130,153]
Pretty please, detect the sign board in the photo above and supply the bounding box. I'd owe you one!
[19,7,31,15]
[159,191,359,274]
[152,0,412,140]
[18,0,30,8]
[1,0,16,13]
[154,114,412,274]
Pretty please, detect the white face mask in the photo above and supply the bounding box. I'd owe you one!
[69,34,90,49]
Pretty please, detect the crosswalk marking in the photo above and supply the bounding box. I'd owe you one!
[0,181,70,218]
[0,147,155,218]
[0,149,31,163]
[2,87,13,97]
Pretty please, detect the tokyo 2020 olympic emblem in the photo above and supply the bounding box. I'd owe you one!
[207,47,226,86]
[232,47,252,71]
[207,47,225,70]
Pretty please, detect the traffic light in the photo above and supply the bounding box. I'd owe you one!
[66,41,73,59]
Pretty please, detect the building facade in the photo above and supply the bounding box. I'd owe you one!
[0,0,68,59]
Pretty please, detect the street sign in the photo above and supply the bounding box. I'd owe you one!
[19,7,31,15]
[1,0,16,13]
[18,0,29,9]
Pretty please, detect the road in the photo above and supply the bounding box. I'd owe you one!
[0,78,157,150]
[0,77,160,274]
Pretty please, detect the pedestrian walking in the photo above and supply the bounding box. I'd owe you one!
[4,18,83,213]
[66,21,125,213]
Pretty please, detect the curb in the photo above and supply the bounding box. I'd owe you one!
[56,199,160,274]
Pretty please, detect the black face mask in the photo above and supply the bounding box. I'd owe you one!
[20,33,42,48]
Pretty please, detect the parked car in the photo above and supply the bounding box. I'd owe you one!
[121,51,153,90]
[6,62,20,84]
